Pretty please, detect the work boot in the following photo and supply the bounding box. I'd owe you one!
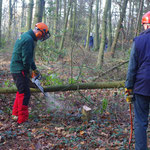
[17,93,29,124]
[12,91,19,116]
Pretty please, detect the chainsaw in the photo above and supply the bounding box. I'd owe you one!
[31,72,48,97]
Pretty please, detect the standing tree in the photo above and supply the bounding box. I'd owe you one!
[8,0,12,39]
[85,0,94,50]
[54,0,59,47]
[27,0,34,30]
[96,0,110,67]
[135,0,144,36]
[110,0,128,57]
[59,0,72,51]
[63,0,66,20]
[34,0,45,24]
[107,0,112,52]
[0,0,2,47]
[72,0,77,39]
[94,0,99,51]
[21,0,25,29]
[42,0,46,23]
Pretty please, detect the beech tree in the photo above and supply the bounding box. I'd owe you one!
[8,0,12,39]
[110,0,129,57]
[21,0,25,29]
[85,0,94,50]
[34,0,45,24]
[27,0,34,30]
[94,0,99,51]
[0,0,2,46]
[96,0,110,67]
[59,0,72,51]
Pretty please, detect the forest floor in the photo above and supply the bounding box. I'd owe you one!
[0,48,148,150]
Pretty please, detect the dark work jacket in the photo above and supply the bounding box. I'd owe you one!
[10,30,37,73]
[128,28,150,96]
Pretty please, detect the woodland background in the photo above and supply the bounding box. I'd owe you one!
[0,0,150,149]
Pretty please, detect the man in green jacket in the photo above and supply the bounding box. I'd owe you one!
[10,22,50,124]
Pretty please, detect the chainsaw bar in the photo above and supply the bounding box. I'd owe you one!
[32,78,48,97]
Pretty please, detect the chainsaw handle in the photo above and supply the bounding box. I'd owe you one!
[35,73,42,80]
[31,71,42,80]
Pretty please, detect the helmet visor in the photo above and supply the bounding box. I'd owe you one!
[40,31,50,42]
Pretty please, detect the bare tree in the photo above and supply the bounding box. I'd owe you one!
[27,0,34,30]
[54,0,59,47]
[34,0,45,24]
[94,0,99,51]
[8,0,12,39]
[135,0,144,36]
[96,0,110,67]
[111,0,128,57]
[107,0,112,52]
[59,0,72,51]
[0,0,2,46]
[85,0,94,50]
[21,0,25,29]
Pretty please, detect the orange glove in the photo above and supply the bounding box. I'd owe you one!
[31,69,40,78]
[125,88,133,103]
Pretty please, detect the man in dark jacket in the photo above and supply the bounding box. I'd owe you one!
[125,11,150,149]
[10,22,50,124]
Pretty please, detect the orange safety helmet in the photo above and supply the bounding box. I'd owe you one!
[142,11,150,24]
[35,22,50,41]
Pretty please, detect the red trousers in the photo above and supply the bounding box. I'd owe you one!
[12,71,30,124]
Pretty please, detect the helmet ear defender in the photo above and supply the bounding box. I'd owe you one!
[34,27,43,39]
[35,31,43,39]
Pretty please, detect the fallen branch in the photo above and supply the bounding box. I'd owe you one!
[0,81,125,94]
[93,60,129,81]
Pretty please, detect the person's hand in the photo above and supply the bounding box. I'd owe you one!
[31,69,41,79]
[125,88,133,103]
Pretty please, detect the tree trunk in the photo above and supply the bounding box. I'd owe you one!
[8,0,12,39]
[72,0,77,39]
[85,0,93,50]
[107,0,112,52]
[110,0,128,57]
[135,0,144,36]
[96,0,110,67]
[69,3,73,33]
[42,0,46,23]
[34,0,45,24]
[126,0,132,38]
[130,0,135,38]
[59,0,62,17]
[21,0,25,29]
[0,81,125,94]
[99,0,102,31]
[59,0,72,51]
[27,0,34,30]
[54,0,59,47]
[0,0,2,47]
[94,0,99,51]
[63,0,66,20]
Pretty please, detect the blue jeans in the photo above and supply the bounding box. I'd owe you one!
[134,94,150,150]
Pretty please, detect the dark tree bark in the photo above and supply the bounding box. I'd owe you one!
[94,0,99,51]
[135,0,144,36]
[107,0,112,52]
[85,0,94,50]
[96,0,110,67]
[111,0,128,57]
[0,0,2,47]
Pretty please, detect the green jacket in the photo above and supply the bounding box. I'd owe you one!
[10,29,37,73]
